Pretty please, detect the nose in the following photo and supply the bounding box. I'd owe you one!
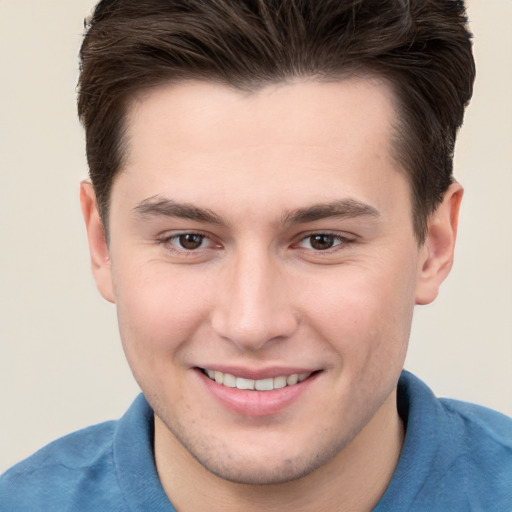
[211,249,299,351]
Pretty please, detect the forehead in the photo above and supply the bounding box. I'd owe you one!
[117,78,407,221]
[126,77,398,156]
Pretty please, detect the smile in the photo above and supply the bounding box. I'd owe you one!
[201,368,312,391]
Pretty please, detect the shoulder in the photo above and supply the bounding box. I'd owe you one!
[440,396,512,441]
[390,372,512,511]
[400,371,512,447]
[438,397,512,473]
[431,398,512,511]
[0,421,124,512]
[0,394,159,512]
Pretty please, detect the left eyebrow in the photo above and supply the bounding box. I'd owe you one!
[282,199,381,225]
[133,196,226,225]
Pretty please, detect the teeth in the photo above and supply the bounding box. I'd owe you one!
[204,369,312,391]
[236,377,255,390]
[274,376,287,389]
[255,378,273,391]
[286,374,298,386]
[223,373,236,388]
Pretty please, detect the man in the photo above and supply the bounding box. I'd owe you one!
[1,0,511,510]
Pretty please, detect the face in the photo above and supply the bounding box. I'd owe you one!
[84,78,448,485]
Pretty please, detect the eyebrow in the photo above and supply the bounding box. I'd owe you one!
[282,199,381,224]
[133,196,225,225]
[133,196,380,226]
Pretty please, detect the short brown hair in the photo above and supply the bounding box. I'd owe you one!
[78,0,475,240]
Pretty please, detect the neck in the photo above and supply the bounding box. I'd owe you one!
[155,389,404,512]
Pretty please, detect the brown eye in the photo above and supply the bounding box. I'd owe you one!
[309,234,336,250]
[178,234,205,250]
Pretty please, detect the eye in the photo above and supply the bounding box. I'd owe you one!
[175,233,207,250]
[297,233,350,251]
[160,232,216,252]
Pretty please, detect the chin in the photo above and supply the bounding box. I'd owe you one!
[173,424,350,486]
[195,452,327,486]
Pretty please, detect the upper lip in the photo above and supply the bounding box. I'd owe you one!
[196,365,320,380]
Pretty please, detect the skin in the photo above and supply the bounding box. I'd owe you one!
[81,78,462,511]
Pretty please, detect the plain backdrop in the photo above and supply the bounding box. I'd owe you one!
[1,0,511,473]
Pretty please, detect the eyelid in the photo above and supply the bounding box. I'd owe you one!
[156,229,356,255]
[293,231,356,251]
[158,230,221,253]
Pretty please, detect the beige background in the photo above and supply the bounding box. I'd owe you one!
[1,0,511,473]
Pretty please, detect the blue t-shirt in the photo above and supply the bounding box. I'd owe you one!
[1,371,511,511]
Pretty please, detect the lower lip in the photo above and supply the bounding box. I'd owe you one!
[197,370,319,417]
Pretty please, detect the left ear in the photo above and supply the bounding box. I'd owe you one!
[415,182,463,305]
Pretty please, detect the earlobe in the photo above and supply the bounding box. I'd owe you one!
[80,181,115,303]
[415,182,463,305]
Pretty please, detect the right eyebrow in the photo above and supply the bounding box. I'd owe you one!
[132,196,226,225]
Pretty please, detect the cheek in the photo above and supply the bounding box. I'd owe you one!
[299,259,417,365]
[112,262,212,368]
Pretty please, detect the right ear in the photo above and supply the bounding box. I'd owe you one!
[80,181,115,303]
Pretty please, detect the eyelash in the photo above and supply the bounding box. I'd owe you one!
[294,232,354,252]
[158,232,217,254]
[158,231,354,255]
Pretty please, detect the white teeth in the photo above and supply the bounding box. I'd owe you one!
[236,377,255,390]
[223,373,237,388]
[273,376,287,389]
[286,374,298,386]
[255,378,274,391]
[204,369,312,391]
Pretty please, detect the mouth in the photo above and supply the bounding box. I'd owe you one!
[197,367,321,416]
[199,368,315,391]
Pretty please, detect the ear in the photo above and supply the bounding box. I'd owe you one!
[415,182,463,305]
[80,181,115,303]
